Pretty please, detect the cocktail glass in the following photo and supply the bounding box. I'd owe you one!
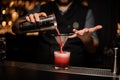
[54,51,70,69]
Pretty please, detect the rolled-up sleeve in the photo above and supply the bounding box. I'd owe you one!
[85,9,98,40]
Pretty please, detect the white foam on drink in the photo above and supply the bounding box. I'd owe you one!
[54,51,70,57]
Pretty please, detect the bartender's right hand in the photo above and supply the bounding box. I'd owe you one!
[25,12,47,22]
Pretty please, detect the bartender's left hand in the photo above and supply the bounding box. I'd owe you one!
[69,25,102,43]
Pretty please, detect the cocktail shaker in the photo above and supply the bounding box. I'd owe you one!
[12,15,57,34]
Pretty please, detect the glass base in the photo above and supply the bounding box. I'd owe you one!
[54,66,69,70]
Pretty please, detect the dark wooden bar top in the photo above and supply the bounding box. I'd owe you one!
[0,61,119,80]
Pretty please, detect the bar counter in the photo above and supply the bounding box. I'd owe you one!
[0,61,119,80]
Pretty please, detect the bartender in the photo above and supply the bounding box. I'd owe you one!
[12,0,102,67]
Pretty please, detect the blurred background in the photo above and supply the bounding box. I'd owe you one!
[0,0,120,69]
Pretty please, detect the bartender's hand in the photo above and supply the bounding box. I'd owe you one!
[69,25,102,53]
[25,12,47,36]
[25,12,47,22]
[69,25,102,43]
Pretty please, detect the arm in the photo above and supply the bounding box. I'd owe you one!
[83,9,99,53]
[69,25,102,53]
[69,10,102,53]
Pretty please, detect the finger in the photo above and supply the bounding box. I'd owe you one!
[89,25,102,32]
[83,28,89,33]
[95,25,103,30]
[39,12,47,17]
[68,29,77,38]
[68,33,77,38]
[34,13,40,22]
[26,16,30,22]
[29,14,35,22]
[73,29,78,33]
[85,28,89,32]
[75,29,87,36]
[73,29,84,36]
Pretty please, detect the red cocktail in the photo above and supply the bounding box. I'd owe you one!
[54,51,70,69]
